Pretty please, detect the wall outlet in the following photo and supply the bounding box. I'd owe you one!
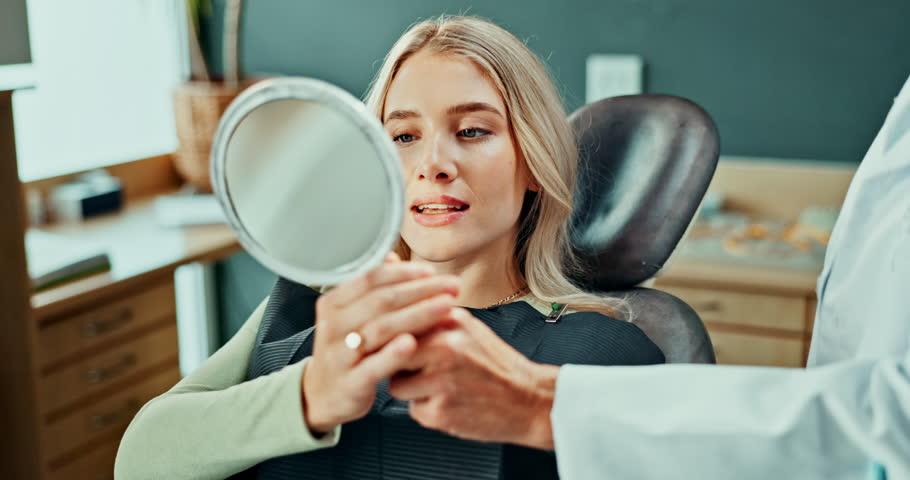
[585,54,643,104]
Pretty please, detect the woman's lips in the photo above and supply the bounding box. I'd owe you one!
[410,194,470,227]
[412,207,469,227]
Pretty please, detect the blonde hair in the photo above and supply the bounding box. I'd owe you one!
[364,15,626,318]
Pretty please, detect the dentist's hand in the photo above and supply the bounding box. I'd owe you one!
[302,253,460,433]
[388,307,559,450]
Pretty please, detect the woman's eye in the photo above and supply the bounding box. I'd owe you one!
[458,128,489,139]
[394,133,416,144]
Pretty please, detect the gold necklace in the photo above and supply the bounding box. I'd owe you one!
[483,288,526,309]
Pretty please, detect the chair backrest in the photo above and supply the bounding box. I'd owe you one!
[616,288,716,364]
[567,94,719,363]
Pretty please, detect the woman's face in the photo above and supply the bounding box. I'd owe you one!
[383,50,536,263]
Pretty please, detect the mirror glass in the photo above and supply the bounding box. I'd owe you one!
[212,78,404,286]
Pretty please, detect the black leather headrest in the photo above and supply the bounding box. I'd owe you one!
[568,94,720,291]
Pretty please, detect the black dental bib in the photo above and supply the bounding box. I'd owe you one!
[231,278,663,480]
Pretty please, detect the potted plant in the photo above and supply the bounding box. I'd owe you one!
[173,0,253,192]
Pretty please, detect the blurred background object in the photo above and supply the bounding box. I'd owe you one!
[172,0,256,192]
[26,229,112,291]
[49,170,124,223]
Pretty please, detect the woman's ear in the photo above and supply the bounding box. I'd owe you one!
[527,177,541,193]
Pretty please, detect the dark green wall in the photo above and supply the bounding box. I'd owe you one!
[206,0,910,162]
[206,0,910,339]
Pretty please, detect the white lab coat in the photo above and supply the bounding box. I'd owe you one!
[551,75,910,479]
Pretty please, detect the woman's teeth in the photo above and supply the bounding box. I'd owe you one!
[416,204,466,214]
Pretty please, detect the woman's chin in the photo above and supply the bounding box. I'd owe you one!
[404,238,472,263]
[407,247,462,263]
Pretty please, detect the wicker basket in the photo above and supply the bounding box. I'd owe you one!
[172,79,258,192]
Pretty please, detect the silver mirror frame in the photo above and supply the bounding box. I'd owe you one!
[211,77,405,286]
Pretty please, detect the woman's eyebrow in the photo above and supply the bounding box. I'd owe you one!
[446,102,502,118]
[383,102,502,123]
[384,109,419,122]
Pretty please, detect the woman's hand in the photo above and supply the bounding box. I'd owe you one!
[302,252,461,433]
[388,307,559,450]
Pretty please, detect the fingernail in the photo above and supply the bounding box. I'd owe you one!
[435,297,455,312]
[396,334,416,352]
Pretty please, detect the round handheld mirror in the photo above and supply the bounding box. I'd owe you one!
[211,77,404,286]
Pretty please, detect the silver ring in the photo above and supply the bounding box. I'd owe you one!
[344,331,364,351]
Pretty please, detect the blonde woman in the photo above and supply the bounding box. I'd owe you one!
[115,15,663,480]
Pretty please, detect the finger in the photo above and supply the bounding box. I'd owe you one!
[362,275,460,317]
[399,328,460,371]
[333,275,458,336]
[389,370,443,401]
[408,397,446,433]
[446,309,525,374]
[448,308,499,351]
[350,333,417,387]
[327,262,435,306]
[358,292,457,353]
[385,251,401,263]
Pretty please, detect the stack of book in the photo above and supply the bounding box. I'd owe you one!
[26,230,111,291]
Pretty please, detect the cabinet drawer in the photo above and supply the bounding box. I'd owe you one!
[42,363,180,462]
[46,436,120,480]
[37,282,176,368]
[710,331,804,367]
[659,285,806,333]
[40,323,179,415]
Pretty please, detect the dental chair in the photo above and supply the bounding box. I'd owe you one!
[568,94,719,363]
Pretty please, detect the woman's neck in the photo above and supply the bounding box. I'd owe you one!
[409,236,526,309]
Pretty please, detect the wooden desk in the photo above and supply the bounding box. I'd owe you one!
[32,194,240,319]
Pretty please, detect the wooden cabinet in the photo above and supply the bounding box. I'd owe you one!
[710,331,804,367]
[656,283,813,367]
[1,201,238,480]
[31,280,181,479]
[651,158,854,368]
[39,321,179,414]
[46,439,122,480]
[37,281,177,368]
[661,285,806,333]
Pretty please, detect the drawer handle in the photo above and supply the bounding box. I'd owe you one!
[82,309,134,337]
[90,398,140,430]
[693,300,723,313]
[85,353,138,384]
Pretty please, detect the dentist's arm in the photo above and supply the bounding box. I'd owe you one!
[554,351,910,479]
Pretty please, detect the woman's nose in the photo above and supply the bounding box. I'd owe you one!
[416,135,457,183]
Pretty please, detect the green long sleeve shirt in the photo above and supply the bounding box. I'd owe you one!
[114,297,340,480]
